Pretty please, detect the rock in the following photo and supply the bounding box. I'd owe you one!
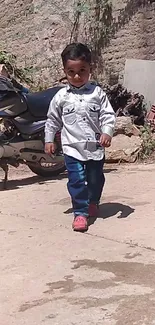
[114,117,141,137]
[105,134,142,163]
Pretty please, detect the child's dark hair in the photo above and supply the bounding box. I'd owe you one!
[61,43,91,67]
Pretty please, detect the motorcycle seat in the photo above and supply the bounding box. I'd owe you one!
[24,86,63,118]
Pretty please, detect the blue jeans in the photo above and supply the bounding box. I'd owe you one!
[64,155,105,217]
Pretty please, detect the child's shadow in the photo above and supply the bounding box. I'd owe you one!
[64,202,135,226]
[89,202,135,225]
[100,202,134,219]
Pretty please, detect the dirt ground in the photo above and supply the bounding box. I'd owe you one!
[0,163,155,325]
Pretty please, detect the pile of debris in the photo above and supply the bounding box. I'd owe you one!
[102,83,146,126]
[101,84,149,163]
[105,116,143,163]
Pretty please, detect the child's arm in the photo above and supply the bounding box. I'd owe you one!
[97,87,116,147]
[45,93,63,153]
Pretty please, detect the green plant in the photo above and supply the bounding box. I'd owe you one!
[70,0,155,81]
[88,0,113,78]
[70,1,113,78]
[0,50,33,86]
[70,1,90,42]
[140,125,155,159]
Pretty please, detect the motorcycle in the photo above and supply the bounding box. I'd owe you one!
[0,76,65,189]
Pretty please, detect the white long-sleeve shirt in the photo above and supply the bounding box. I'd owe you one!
[45,82,115,161]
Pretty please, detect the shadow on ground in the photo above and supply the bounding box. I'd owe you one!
[0,172,67,191]
[89,202,135,226]
[99,202,135,219]
[64,202,135,225]
[0,166,117,191]
[104,168,118,173]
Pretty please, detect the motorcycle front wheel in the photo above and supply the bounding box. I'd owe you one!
[28,161,66,177]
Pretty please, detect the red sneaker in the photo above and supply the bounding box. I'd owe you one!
[72,216,88,232]
[88,204,99,218]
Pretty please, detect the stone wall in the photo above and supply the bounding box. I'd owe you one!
[0,0,74,86]
[102,0,155,84]
[0,0,155,87]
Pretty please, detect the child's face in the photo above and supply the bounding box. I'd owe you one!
[64,59,91,88]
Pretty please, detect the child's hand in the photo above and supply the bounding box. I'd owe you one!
[44,142,56,154]
[100,134,112,147]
